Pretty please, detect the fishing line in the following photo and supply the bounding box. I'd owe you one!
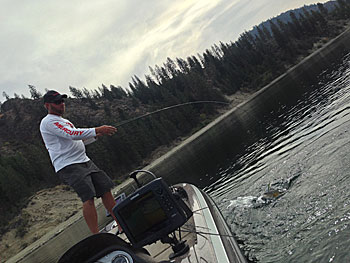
[115,100,230,128]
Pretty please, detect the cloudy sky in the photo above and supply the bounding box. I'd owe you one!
[0,0,328,101]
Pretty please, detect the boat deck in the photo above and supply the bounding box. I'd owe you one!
[101,183,247,263]
[105,202,198,262]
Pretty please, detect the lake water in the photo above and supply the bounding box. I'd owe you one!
[202,53,350,262]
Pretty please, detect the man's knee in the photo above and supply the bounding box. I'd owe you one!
[102,191,112,198]
[83,198,95,207]
[101,192,116,208]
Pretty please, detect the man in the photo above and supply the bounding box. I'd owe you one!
[40,90,119,234]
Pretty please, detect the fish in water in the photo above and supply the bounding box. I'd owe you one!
[256,183,286,203]
[227,174,300,209]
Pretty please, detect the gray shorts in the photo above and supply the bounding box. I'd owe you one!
[57,160,114,202]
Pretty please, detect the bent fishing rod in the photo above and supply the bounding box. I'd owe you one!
[115,100,230,128]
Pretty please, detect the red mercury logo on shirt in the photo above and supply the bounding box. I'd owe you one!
[54,122,84,136]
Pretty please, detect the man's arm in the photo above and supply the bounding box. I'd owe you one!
[43,119,96,140]
[95,125,117,137]
[83,126,117,145]
[83,137,97,145]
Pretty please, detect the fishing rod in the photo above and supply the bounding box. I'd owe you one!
[115,100,230,128]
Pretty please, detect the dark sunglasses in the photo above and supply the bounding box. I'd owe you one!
[53,99,65,105]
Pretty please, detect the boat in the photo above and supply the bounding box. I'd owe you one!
[57,170,247,263]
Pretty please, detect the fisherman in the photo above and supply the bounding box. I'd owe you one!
[40,90,120,234]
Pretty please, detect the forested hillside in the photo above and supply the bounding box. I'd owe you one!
[1,0,350,234]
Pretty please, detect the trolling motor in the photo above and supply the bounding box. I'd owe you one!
[113,170,193,259]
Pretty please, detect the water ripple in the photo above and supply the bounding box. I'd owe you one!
[206,53,350,262]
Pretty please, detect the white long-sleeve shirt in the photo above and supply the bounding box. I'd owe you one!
[40,114,97,172]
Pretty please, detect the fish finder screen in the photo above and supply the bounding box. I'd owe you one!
[118,191,168,242]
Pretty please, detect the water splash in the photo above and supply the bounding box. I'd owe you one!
[227,174,300,209]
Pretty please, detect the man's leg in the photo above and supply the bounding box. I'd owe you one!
[82,199,99,234]
[101,191,122,232]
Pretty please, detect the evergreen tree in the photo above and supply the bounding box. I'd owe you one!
[69,86,83,98]
[28,85,42,99]
[255,26,267,42]
[82,87,92,99]
[317,3,329,17]
[101,84,114,101]
[289,11,303,38]
[269,20,287,47]
[164,57,178,78]
[176,58,190,73]
[2,91,10,100]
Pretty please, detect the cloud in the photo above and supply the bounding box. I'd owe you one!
[81,0,224,89]
[0,0,328,100]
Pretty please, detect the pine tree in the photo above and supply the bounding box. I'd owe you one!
[2,91,10,100]
[317,3,328,17]
[69,86,83,98]
[28,85,42,99]
[269,20,286,48]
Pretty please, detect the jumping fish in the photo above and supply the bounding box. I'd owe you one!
[227,173,300,209]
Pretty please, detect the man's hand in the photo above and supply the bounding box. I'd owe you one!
[95,125,117,137]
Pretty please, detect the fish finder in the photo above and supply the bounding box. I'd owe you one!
[113,177,191,248]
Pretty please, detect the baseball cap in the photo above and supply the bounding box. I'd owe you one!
[43,90,67,103]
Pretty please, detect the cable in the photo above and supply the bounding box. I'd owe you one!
[180,227,237,238]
